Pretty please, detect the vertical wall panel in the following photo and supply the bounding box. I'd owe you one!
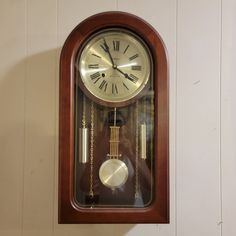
[0,1,26,235]
[22,0,57,235]
[57,0,117,46]
[221,0,236,235]
[176,0,221,235]
[118,0,177,235]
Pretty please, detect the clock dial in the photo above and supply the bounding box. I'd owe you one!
[77,28,151,106]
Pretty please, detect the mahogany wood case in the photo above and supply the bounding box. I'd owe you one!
[59,11,169,223]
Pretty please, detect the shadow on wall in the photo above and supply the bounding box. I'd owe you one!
[0,55,28,231]
[55,223,135,236]
[0,48,59,232]
[0,49,135,235]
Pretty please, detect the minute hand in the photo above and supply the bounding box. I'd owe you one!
[115,67,136,83]
[102,39,115,67]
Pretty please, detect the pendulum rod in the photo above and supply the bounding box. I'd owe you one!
[89,101,94,197]
[108,107,121,159]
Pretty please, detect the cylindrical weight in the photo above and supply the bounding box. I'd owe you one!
[140,123,147,160]
[79,127,88,163]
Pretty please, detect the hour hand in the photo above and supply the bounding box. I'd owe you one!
[115,67,137,83]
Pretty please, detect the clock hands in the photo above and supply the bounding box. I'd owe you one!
[101,38,138,84]
[115,67,137,83]
[101,39,115,67]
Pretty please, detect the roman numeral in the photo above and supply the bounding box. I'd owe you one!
[90,72,101,83]
[113,40,120,51]
[99,80,108,91]
[129,74,139,83]
[123,45,129,54]
[88,64,99,69]
[129,54,139,61]
[131,65,142,71]
[123,82,129,90]
[112,83,118,94]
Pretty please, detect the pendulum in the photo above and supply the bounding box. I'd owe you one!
[99,107,128,190]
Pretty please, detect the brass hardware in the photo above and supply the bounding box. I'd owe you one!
[140,123,147,160]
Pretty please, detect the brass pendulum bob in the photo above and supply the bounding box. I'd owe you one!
[99,107,128,189]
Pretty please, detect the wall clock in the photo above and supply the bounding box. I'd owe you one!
[59,11,169,223]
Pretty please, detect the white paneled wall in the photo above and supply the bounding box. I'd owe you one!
[0,0,235,236]
[176,1,221,236]
[0,1,25,236]
[221,0,236,235]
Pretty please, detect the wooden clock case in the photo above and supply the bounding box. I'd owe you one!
[59,11,169,224]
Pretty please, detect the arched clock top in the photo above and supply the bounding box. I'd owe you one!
[59,11,169,224]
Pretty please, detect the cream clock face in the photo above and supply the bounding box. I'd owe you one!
[77,28,151,105]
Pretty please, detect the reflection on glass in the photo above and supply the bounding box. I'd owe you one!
[74,79,155,208]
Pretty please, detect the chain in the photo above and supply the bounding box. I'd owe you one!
[150,86,154,165]
[143,96,147,119]
[89,101,94,197]
[150,80,154,200]
[82,95,86,128]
